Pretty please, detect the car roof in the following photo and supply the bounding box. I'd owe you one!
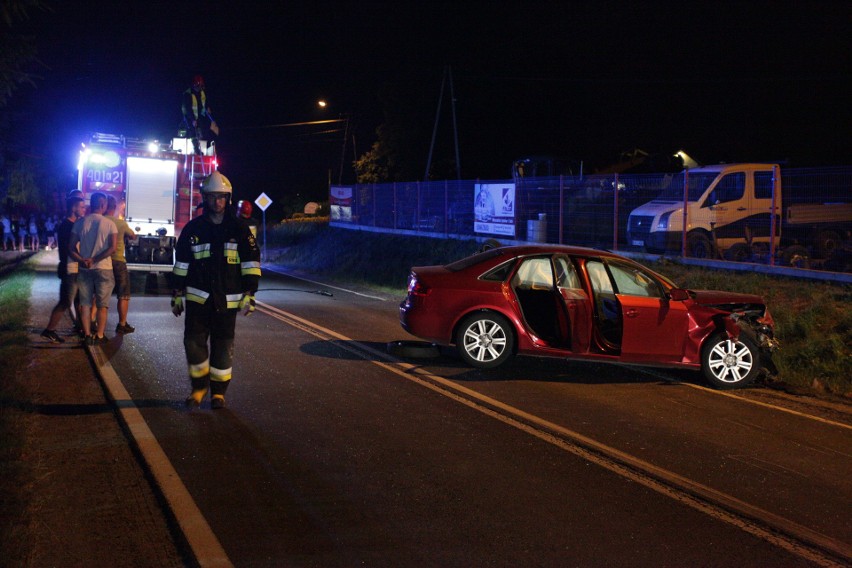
[442,244,627,272]
[484,244,623,260]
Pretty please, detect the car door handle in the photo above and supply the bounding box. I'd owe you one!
[625,308,639,318]
[737,207,747,211]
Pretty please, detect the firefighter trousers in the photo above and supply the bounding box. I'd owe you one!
[184,300,238,396]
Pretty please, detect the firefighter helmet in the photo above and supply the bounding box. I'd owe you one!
[200,171,232,195]
[236,200,253,218]
[192,75,205,90]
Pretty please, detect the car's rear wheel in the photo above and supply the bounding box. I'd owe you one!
[701,332,760,389]
[456,312,515,369]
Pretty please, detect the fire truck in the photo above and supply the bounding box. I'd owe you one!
[77,132,217,271]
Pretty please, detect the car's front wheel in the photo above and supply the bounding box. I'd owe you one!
[456,312,515,369]
[701,332,760,389]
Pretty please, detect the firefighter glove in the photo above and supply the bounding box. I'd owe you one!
[240,293,256,316]
[171,296,184,317]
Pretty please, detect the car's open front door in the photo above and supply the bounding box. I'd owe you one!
[606,261,689,363]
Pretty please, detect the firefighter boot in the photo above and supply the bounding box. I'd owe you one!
[210,380,229,410]
[185,376,209,408]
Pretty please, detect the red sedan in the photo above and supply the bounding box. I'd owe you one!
[399,245,779,389]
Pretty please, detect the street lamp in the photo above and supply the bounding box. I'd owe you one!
[317,99,352,186]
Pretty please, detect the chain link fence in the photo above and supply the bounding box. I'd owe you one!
[330,166,852,273]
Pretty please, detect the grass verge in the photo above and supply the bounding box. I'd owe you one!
[0,265,35,564]
[268,222,851,397]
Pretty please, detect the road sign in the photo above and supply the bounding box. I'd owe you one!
[254,192,272,212]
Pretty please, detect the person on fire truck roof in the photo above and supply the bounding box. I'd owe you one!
[171,171,261,410]
[181,74,218,155]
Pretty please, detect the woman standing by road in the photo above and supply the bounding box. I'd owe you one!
[16,214,27,251]
[28,215,40,251]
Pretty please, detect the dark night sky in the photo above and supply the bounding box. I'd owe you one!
[9,0,852,206]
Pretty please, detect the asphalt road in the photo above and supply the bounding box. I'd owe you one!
[95,268,851,567]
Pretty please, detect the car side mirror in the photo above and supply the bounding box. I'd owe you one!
[669,288,690,301]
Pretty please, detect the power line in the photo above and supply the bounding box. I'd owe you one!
[230,118,346,131]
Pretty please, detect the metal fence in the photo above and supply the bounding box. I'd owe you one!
[330,166,852,274]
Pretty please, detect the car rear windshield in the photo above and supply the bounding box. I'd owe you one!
[445,248,508,272]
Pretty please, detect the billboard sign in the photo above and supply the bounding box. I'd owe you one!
[330,186,353,222]
[474,183,515,237]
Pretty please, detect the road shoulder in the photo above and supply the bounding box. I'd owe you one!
[8,251,186,566]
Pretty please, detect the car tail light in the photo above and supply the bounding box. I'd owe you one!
[407,275,430,297]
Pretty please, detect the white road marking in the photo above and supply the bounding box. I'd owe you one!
[628,366,852,431]
[258,300,852,568]
[87,345,233,568]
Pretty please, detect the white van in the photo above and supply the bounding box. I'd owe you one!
[627,164,779,258]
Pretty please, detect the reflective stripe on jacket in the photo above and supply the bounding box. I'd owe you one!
[182,88,208,122]
[172,214,260,310]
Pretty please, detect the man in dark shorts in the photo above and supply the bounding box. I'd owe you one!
[41,195,87,342]
[105,195,137,333]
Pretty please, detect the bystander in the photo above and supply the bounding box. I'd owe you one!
[40,196,87,343]
[105,196,136,333]
[0,211,9,250]
[68,192,117,345]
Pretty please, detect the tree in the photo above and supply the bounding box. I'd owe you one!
[353,81,431,183]
[353,140,388,184]
[0,0,49,108]
[5,156,42,212]
[1,1,50,213]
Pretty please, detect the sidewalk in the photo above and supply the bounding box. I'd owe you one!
[0,248,36,275]
[3,250,186,566]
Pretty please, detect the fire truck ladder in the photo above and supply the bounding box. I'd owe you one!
[186,154,214,185]
[184,148,217,214]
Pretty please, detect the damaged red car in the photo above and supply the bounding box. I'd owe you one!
[399,245,779,389]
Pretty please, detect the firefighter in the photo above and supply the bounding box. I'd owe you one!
[235,199,259,238]
[171,171,261,409]
[181,74,218,155]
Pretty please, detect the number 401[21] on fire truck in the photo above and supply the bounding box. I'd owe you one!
[77,132,217,272]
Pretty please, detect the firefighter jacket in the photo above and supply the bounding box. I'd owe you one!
[172,214,261,311]
[182,88,209,125]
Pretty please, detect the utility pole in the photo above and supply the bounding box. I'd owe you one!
[337,114,350,186]
[425,66,461,181]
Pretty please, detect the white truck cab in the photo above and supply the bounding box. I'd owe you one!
[627,163,779,258]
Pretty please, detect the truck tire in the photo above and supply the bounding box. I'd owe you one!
[782,245,810,268]
[723,243,751,263]
[815,230,841,259]
[686,232,714,259]
[479,238,502,252]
